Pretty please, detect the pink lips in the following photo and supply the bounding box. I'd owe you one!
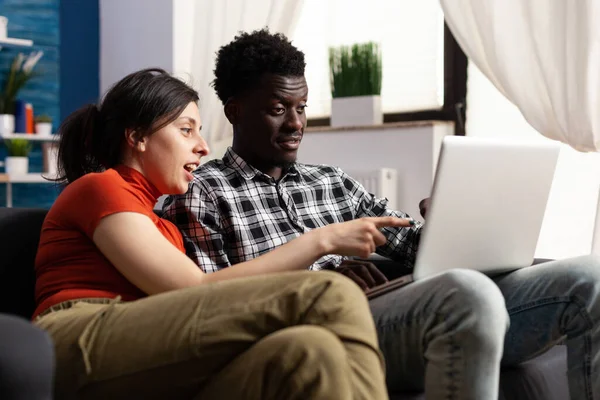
[184,168,194,181]
[183,162,198,181]
[277,136,302,151]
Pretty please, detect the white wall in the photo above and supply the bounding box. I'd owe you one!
[300,122,452,220]
[99,0,201,100]
[99,0,175,95]
[467,64,600,259]
[172,0,196,78]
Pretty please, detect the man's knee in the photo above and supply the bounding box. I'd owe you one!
[436,269,510,341]
[553,255,600,311]
[563,254,600,283]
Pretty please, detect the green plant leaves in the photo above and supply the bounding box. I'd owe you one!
[35,114,52,123]
[0,51,44,114]
[4,139,32,157]
[329,42,382,98]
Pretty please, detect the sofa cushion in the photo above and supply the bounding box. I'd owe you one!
[499,345,569,400]
[389,345,568,400]
[0,208,48,318]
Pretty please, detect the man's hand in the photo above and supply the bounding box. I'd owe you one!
[336,259,388,291]
[419,197,431,219]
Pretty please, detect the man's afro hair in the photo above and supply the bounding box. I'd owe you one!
[212,28,306,104]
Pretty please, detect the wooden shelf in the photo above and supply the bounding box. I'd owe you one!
[0,133,58,142]
[0,172,55,207]
[0,37,34,48]
[0,173,55,183]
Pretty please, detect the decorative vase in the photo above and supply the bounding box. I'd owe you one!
[35,122,52,136]
[42,142,58,176]
[0,16,7,40]
[0,114,15,134]
[331,95,383,128]
[5,156,28,175]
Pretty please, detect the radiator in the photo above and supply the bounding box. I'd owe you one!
[345,168,398,209]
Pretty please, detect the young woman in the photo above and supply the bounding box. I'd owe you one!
[33,68,412,399]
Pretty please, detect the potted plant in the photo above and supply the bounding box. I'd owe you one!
[4,138,32,175]
[35,114,52,135]
[329,41,383,127]
[0,51,44,134]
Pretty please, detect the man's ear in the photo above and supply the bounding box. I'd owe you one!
[224,99,240,125]
[125,129,147,152]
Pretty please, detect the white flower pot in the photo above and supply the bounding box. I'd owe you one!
[0,114,15,134]
[331,95,383,128]
[5,156,28,175]
[42,142,58,176]
[35,122,52,136]
[0,16,7,40]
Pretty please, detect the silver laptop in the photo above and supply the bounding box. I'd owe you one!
[412,136,560,281]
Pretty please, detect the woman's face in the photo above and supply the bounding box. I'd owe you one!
[138,102,209,194]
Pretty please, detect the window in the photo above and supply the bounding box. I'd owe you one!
[291,0,446,119]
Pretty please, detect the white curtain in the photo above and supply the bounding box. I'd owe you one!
[440,0,600,152]
[190,0,304,161]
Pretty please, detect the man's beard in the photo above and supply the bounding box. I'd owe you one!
[274,160,295,171]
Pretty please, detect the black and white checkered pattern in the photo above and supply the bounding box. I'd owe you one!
[162,147,422,273]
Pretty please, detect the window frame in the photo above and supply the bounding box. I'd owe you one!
[307,22,467,136]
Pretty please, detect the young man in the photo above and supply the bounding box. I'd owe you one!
[164,29,600,399]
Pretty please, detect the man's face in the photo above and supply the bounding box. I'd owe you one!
[233,74,308,171]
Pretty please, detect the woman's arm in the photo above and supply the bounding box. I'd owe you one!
[93,212,412,295]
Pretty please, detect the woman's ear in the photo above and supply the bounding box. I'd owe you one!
[224,98,240,125]
[125,129,146,152]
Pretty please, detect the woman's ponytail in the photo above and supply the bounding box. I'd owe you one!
[54,104,102,184]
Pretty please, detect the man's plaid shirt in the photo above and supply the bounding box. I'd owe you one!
[162,147,422,273]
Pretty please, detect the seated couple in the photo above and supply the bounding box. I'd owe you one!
[34,29,600,400]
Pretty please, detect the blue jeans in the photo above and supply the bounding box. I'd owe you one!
[369,255,600,400]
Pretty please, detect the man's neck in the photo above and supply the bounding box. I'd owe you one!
[232,146,285,181]
[260,165,284,181]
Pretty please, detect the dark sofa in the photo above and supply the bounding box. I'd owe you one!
[0,207,570,400]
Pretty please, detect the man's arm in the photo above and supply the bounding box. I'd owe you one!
[162,182,231,273]
[338,168,422,268]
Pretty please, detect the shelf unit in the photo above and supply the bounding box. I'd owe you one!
[0,173,51,183]
[1,132,58,207]
[0,37,34,49]
[1,132,58,141]
[0,172,56,207]
[0,35,40,206]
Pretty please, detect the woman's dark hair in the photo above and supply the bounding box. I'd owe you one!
[55,68,199,184]
[212,28,305,104]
